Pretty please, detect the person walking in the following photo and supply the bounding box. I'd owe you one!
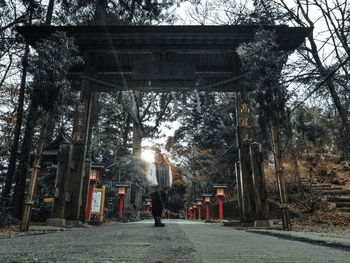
[146,150,172,227]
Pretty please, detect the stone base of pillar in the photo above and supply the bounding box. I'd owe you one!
[46,218,66,227]
[66,220,82,227]
[254,220,273,228]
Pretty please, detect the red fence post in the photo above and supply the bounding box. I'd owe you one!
[203,194,212,221]
[206,203,210,220]
[213,185,227,221]
[219,196,223,221]
[116,183,130,218]
[118,195,124,218]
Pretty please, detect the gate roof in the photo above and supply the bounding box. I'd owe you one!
[17,25,312,92]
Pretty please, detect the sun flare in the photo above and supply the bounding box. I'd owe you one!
[141,149,154,163]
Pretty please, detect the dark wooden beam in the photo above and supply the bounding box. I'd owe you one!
[81,75,244,92]
[17,25,312,53]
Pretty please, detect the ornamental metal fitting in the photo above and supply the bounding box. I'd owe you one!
[279,203,289,208]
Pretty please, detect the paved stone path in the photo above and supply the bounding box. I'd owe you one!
[0,219,349,262]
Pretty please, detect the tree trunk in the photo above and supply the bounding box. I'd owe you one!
[290,140,303,197]
[21,110,51,231]
[12,102,39,219]
[111,111,129,179]
[12,0,55,219]
[325,80,350,135]
[132,121,142,159]
[94,0,107,25]
[127,0,136,23]
[122,115,131,152]
[2,43,29,198]
[45,0,55,25]
[270,113,291,231]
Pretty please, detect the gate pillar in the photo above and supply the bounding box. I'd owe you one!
[250,142,270,227]
[80,160,92,221]
[65,55,95,223]
[234,161,243,222]
[236,93,256,224]
[51,143,71,219]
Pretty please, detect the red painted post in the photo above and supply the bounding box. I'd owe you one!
[206,203,210,220]
[85,180,96,221]
[118,195,124,218]
[213,185,227,221]
[219,196,223,221]
[193,207,196,220]
[203,194,212,221]
[145,199,152,215]
[189,208,192,219]
[116,183,129,218]
[198,205,201,220]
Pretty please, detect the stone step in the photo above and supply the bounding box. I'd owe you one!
[337,207,350,213]
[330,186,345,190]
[313,188,335,192]
[328,196,350,202]
[336,202,350,208]
[311,183,332,188]
[343,212,350,218]
[313,186,343,191]
[315,189,350,195]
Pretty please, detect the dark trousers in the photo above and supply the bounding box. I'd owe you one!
[150,191,166,217]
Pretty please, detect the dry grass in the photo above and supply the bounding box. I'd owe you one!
[264,157,350,227]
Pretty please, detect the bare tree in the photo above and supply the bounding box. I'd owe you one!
[1,1,39,198]
[276,0,350,135]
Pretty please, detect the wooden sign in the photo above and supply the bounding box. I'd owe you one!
[91,187,105,221]
[43,197,54,203]
[237,99,254,145]
[72,101,88,144]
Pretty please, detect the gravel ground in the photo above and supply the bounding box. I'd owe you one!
[292,223,350,239]
[0,220,350,263]
[0,220,195,263]
[290,213,350,240]
[2,219,350,240]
